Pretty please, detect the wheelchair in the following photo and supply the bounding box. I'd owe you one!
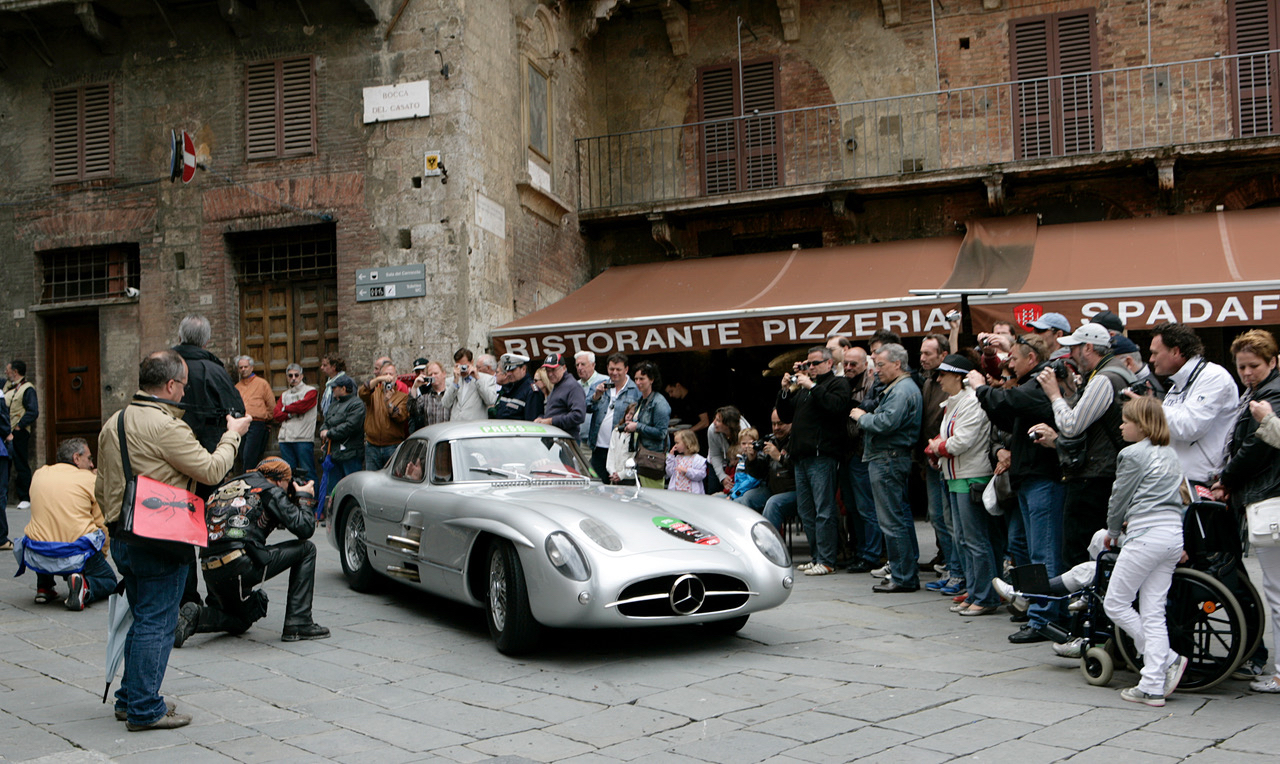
[1015,501,1263,693]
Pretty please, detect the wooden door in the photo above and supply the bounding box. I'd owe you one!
[45,312,101,461]
[240,279,338,394]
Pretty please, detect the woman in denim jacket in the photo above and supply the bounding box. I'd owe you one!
[624,361,671,488]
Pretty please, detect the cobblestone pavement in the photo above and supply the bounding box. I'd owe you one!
[1,506,1277,763]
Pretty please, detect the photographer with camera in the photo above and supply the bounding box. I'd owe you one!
[359,362,410,470]
[1028,323,1135,569]
[780,347,851,577]
[174,457,329,648]
[735,410,797,533]
[443,348,498,423]
[967,333,1065,643]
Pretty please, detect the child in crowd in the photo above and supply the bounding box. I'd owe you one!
[605,402,640,484]
[728,428,761,500]
[666,428,708,494]
[1103,395,1189,707]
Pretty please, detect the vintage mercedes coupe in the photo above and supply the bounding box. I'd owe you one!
[325,421,794,654]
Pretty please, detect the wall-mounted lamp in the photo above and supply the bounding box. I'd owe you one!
[435,49,450,80]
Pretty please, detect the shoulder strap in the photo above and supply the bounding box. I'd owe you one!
[116,407,134,483]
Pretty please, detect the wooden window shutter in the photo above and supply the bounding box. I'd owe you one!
[699,65,739,195]
[51,84,113,183]
[245,57,315,160]
[1230,0,1279,137]
[1011,17,1053,159]
[1011,11,1099,159]
[741,60,780,190]
[698,59,781,195]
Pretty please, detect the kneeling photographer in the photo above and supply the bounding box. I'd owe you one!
[174,457,329,646]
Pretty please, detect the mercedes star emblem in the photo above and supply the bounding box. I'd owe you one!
[669,574,706,615]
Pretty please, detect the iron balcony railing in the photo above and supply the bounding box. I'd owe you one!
[577,50,1280,212]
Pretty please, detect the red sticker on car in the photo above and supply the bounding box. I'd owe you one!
[653,516,720,545]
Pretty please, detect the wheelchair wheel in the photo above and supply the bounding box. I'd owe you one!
[1081,646,1114,686]
[1114,567,1246,692]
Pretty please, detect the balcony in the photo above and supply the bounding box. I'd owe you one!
[576,50,1280,218]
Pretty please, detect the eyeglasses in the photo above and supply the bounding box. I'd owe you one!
[287,373,301,378]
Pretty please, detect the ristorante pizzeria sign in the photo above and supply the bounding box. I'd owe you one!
[492,304,960,357]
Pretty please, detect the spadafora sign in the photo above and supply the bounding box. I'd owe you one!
[362,80,430,124]
[970,289,1280,334]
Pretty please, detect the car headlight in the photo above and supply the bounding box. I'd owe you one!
[545,532,591,581]
[752,521,791,568]
[579,517,622,551]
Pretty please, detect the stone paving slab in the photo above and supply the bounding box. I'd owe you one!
[3,519,1280,762]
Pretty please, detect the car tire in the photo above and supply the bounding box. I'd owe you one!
[702,614,749,636]
[486,539,540,655]
[339,503,378,592]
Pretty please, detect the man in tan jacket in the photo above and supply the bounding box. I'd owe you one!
[95,350,250,731]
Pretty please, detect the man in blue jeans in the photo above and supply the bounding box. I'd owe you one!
[776,347,851,576]
[852,343,923,592]
[95,350,249,730]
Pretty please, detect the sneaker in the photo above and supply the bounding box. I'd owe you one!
[1120,686,1165,707]
[1249,675,1280,693]
[34,588,57,605]
[1164,654,1189,696]
[1232,659,1267,681]
[992,577,1029,615]
[933,563,948,576]
[16,501,30,510]
[796,561,816,572]
[1052,637,1085,659]
[173,602,199,649]
[924,578,948,591]
[939,578,967,596]
[870,562,891,578]
[803,564,836,577]
[1068,595,1087,613]
[65,573,89,612]
[282,623,331,642]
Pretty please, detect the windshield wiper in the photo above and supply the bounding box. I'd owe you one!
[469,466,528,482]
[530,468,590,481]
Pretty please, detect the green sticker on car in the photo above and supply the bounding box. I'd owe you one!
[653,516,720,545]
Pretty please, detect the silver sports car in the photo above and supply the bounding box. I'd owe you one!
[325,421,794,654]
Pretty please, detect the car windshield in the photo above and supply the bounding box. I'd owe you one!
[454,436,594,483]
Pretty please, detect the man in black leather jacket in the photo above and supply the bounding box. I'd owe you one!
[173,457,329,645]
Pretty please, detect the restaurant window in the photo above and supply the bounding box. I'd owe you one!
[1010,10,1100,159]
[51,83,113,183]
[245,56,316,160]
[39,244,139,304]
[698,59,781,195]
[1230,0,1280,137]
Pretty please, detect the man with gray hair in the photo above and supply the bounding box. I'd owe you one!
[851,343,922,592]
[273,363,319,483]
[172,316,244,460]
[575,351,608,445]
[475,354,498,377]
[1032,322,1135,569]
[235,355,275,469]
[776,346,851,576]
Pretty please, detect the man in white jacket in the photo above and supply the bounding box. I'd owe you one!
[273,363,319,483]
[442,348,498,422]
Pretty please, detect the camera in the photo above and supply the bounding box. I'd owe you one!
[946,310,961,323]
[787,373,798,385]
[1029,430,1044,442]
[752,434,776,452]
[1127,378,1166,400]
[459,364,470,373]
[1046,358,1071,380]
[600,380,613,389]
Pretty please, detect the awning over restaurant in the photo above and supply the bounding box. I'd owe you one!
[491,207,1280,356]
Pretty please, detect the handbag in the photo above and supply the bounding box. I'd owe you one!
[117,407,209,547]
[1246,497,1280,547]
[633,446,666,480]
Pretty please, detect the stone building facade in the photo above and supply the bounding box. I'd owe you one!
[0,0,592,461]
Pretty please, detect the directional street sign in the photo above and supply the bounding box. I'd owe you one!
[181,131,197,183]
[355,264,427,302]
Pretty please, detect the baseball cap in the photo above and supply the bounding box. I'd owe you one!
[500,353,530,371]
[1091,311,1125,334]
[1058,322,1112,347]
[1112,335,1140,354]
[541,353,566,369]
[332,374,357,393]
[1027,312,1071,332]
[412,357,429,372]
[937,353,976,375]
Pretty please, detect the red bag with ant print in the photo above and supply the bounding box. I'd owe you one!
[116,408,208,548]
